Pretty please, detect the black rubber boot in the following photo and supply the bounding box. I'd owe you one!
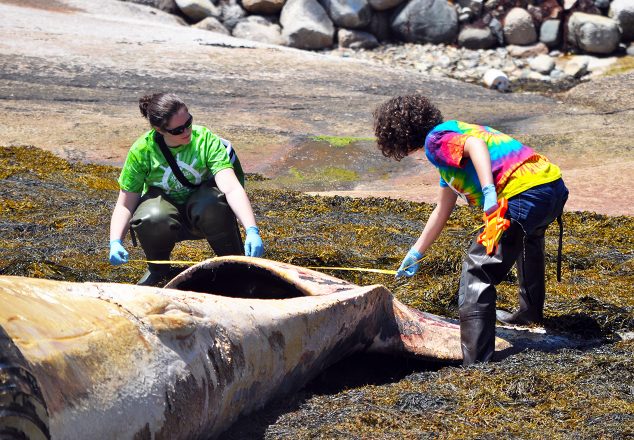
[496,227,546,326]
[137,264,185,287]
[205,222,243,257]
[137,263,172,287]
[460,313,496,365]
[459,221,525,365]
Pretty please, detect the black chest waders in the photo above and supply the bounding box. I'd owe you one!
[129,133,243,286]
[461,189,567,364]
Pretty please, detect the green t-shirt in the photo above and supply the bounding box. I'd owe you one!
[118,125,244,204]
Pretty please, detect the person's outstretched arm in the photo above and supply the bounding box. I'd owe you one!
[397,186,457,277]
[463,136,494,187]
[214,168,257,228]
[214,168,263,257]
[412,186,458,253]
[108,190,141,265]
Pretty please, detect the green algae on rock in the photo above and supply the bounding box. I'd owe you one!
[310,135,376,148]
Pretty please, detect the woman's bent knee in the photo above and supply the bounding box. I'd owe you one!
[186,186,236,234]
[131,199,181,240]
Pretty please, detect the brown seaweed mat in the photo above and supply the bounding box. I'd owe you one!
[1,146,632,438]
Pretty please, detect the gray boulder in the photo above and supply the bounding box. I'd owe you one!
[232,16,287,45]
[503,8,537,45]
[458,26,497,49]
[539,19,561,48]
[567,12,621,54]
[175,0,218,21]
[609,0,634,42]
[193,16,230,34]
[280,0,335,49]
[487,17,504,45]
[319,0,372,29]
[368,0,404,12]
[338,29,379,48]
[369,10,393,41]
[217,0,247,30]
[241,0,286,15]
[391,0,459,44]
[120,0,179,14]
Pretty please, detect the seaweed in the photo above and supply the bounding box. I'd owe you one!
[1,146,632,438]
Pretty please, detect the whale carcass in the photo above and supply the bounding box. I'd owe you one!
[0,256,591,439]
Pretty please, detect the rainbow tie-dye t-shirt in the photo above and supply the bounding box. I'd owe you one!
[424,120,561,207]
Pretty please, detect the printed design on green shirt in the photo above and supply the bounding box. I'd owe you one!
[155,154,203,191]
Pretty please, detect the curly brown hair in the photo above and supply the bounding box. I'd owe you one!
[373,95,443,161]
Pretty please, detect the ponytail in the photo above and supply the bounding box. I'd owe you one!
[138,94,154,119]
[137,93,187,129]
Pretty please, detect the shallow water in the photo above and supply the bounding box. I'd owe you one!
[261,139,415,192]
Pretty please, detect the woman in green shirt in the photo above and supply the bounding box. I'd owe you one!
[108,93,264,286]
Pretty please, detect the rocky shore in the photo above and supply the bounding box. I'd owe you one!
[0,10,632,439]
[126,0,634,91]
[2,0,633,215]
[128,0,634,56]
[324,41,632,92]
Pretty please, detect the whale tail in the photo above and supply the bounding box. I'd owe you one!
[371,295,603,362]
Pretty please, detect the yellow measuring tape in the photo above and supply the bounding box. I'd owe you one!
[130,259,202,266]
[128,257,426,276]
[305,266,398,275]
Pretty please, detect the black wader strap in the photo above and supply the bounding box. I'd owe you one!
[129,227,137,247]
[154,132,200,189]
[128,132,199,247]
[556,214,563,282]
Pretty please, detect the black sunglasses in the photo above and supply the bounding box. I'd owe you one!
[164,114,193,135]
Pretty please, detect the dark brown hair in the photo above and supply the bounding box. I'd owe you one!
[373,95,443,161]
[138,93,187,129]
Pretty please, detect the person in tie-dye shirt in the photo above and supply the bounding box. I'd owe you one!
[373,95,568,365]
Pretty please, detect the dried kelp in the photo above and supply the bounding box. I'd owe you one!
[1,146,632,439]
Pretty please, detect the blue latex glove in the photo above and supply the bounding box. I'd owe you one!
[244,226,264,257]
[109,239,129,265]
[396,247,424,278]
[482,183,499,215]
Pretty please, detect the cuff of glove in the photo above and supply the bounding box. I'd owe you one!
[408,248,423,260]
[482,184,498,210]
[482,183,496,197]
[245,226,260,235]
[109,239,123,246]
